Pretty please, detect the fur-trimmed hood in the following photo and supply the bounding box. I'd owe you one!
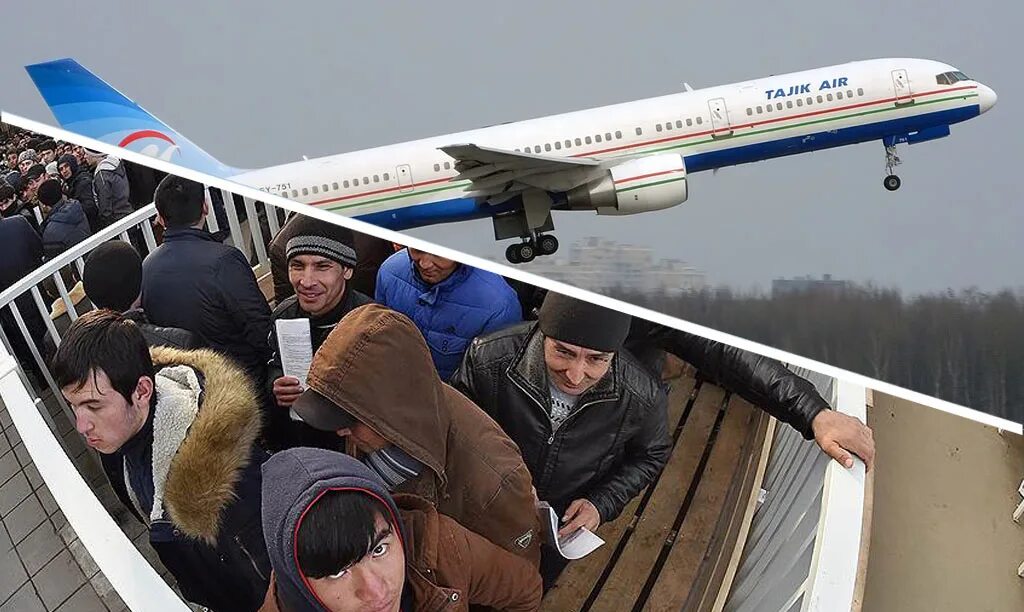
[150,346,263,544]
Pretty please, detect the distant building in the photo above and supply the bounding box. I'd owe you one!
[506,237,706,295]
[771,274,848,297]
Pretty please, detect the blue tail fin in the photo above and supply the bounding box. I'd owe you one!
[25,58,241,177]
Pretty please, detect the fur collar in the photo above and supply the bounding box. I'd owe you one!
[151,346,262,544]
[49,281,88,320]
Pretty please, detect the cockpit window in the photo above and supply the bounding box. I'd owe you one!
[937,71,971,85]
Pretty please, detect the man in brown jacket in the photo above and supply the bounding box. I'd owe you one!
[260,447,542,612]
[290,303,540,563]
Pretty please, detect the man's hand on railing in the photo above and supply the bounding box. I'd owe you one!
[811,410,875,471]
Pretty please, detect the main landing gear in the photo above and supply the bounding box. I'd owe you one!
[505,234,559,264]
[883,144,902,191]
[496,189,562,264]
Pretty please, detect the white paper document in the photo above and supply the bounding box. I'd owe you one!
[275,318,313,422]
[538,501,605,560]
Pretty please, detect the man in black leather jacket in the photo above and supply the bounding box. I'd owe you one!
[452,293,667,588]
[625,317,874,470]
[452,292,874,588]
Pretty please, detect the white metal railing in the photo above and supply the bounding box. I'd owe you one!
[723,371,868,612]
[0,185,286,610]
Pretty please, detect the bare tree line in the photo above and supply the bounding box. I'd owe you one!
[612,285,1024,422]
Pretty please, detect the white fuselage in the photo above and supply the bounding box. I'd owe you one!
[233,57,994,230]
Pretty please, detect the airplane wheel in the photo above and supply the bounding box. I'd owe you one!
[505,244,522,264]
[883,175,901,191]
[538,235,559,256]
[517,242,537,263]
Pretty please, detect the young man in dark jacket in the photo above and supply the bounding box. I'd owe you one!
[0,183,39,233]
[290,304,541,564]
[451,293,668,587]
[58,153,98,231]
[52,310,271,611]
[375,248,522,380]
[82,240,201,350]
[258,448,542,612]
[142,175,272,383]
[266,220,372,450]
[37,178,90,259]
[268,212,394,305]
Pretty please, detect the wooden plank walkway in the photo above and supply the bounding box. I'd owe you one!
[541,364,770,612]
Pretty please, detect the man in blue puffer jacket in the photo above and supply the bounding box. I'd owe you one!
[376,247,522,380]
[37,178,91,259]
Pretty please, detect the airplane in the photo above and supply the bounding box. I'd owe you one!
[26,57,996,264]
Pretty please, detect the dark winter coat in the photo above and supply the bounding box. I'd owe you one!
[99,347,271,612]
[40,198,91,259]
[142,227,272,379]
[65,166,97,231]
[451,322,670,523]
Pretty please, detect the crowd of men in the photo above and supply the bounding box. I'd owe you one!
[40,172,875,612]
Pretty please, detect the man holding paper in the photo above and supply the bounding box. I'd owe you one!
[451,293,667,588]
[266,220,372,450]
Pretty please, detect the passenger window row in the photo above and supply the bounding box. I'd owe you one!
[284,171,392,199]
[510,129,626,156]
[745,87,866,117]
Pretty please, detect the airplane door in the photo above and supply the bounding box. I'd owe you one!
[396,164,414,193]
[708,98,733,137]
[892,69,913,105]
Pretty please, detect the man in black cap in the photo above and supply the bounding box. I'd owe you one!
[82,241,201,350]
[266,218,372,450]
[451,291,668,587]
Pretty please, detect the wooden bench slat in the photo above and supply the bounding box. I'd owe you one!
[642,394,758,612]
[683,408,772,612]
[587,385,726,612]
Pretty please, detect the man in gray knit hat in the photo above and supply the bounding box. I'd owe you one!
[266,218,373,450]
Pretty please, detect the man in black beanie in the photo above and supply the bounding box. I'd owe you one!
[82,241,200,350]
[451,291,669,588]
[266,218,373,450]
[58,153,97,231]
[37,178,90,258]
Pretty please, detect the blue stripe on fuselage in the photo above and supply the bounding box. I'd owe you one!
[355,104,980,231]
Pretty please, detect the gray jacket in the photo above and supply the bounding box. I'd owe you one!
[93,156,132,228]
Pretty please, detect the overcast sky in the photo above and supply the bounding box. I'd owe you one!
[1,1,1018,294]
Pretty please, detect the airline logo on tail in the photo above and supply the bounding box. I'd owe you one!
[25,58,241,177]
[117,130,181,162]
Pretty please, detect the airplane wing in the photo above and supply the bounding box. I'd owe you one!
[439,143,606,203]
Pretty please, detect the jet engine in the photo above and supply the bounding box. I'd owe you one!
[565,154,688,216]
